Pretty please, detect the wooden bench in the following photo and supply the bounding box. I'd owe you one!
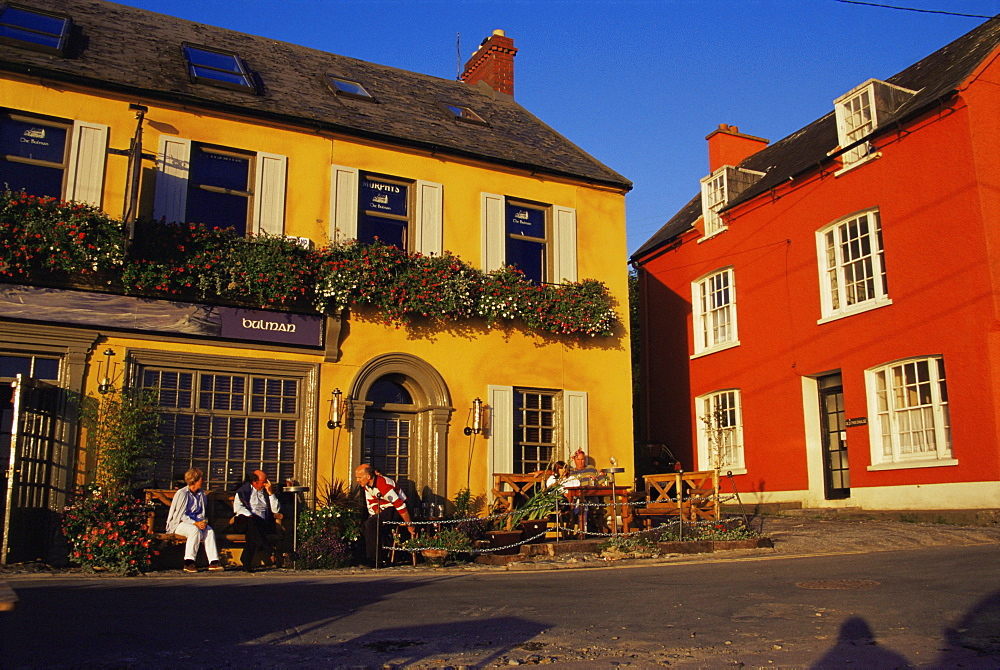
[144,489,287,569]
[633,470,720,528]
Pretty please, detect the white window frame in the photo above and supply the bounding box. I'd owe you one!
[328,164,442,255]
[691,267,738,357]
[699,169,728,238]
[0,112,108,206]
[815,208,890,323]
[481,192,577,283]
[834,79,916,173]
[865,356,955,471]
[835,84,876,167]
[153,136,286,236]
[695,389,745,473]
[486,385,587,498]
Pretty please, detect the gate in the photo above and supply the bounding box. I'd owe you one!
[1,375,68,565]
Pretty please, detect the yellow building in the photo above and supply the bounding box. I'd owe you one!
[0,0,632,561]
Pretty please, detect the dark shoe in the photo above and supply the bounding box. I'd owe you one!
[183,560,197,573]
[208,561,223,572]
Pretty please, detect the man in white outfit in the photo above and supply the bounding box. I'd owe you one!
[166,467,223,573]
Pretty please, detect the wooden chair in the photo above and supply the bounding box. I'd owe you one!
[633,470,720,528]
[491,472,553,530]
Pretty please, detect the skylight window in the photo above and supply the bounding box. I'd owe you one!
[182,44,256,93]
[328,76,373,100]
[444,104,487,125]
[0,4,71,55]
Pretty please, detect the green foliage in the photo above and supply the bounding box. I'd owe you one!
[598,534,658,554]
[62,484,155,574]
[657,520,760,542]
[296,480,361,569]
[449,487,488,541]
[0,192,125,277]
[0,191,620,339]
[507,484,565,526]
[400,527,473,552]
[81,390,161,495]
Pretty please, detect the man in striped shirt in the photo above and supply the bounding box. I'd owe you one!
[355,464,417,567]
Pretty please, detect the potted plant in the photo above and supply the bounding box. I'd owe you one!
[400,527,473,566]
[508,483,565,543]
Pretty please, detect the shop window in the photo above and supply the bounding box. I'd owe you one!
[153,136,286,236]
[358,173,410,249]
[140,367,301,491]
[0,110,107,205]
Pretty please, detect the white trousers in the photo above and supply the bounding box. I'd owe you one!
[174,521,220,562]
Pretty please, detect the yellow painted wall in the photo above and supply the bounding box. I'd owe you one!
[4,73,633,505]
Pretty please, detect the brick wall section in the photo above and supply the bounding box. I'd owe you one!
[461,32,518,96]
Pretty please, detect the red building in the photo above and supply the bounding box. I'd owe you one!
[632,17,1000,511]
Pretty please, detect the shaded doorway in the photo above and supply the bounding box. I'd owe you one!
[819,373,850,499]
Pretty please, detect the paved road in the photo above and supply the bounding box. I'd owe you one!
[2,543,998,668]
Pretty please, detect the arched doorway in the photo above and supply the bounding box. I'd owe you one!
[348,354,451,508]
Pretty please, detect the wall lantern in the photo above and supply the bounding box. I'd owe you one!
[327,388,345,429]
[97,348,115,394]
[464,397,483,435]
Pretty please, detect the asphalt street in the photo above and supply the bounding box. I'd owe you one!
[2,543,998,668]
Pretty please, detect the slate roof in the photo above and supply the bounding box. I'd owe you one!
[0,0,631,191]
[631,14,1000,261]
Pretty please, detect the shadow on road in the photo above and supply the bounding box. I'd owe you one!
[811,616,910,668]
[936,589,1000,668]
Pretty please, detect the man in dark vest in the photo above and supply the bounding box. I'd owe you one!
[232,469,281,572]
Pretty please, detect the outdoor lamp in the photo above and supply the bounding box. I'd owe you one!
[98,348,115,394]
[327,388,344,429]
[464,397,483,435]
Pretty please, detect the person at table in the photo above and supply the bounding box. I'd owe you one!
[232,469,281,572]
[167,468,224,573]
[355,463,417,568]
[567,448,607,486]
[545,461,570,488]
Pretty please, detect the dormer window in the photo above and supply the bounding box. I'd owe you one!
[0,4,71,56]
[699,166,764,238]
[182,44,256,93]
[444,104,487,126]
[834,79,915,168]
[328,76,374,100]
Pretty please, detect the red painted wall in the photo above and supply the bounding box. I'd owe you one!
[637,56,1000,500]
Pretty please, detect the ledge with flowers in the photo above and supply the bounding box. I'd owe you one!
[0,191,620,339]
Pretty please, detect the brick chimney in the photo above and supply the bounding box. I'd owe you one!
[706,124,768,172]
[460,29,517,96]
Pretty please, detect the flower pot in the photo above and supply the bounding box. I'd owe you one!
[421,548,449,567]
[519,519,549,543]
[487,530,522,555]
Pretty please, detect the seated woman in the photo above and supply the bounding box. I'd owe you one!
[166,468,223,573]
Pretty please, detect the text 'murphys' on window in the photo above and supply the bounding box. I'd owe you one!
[328,76,373,100]
[183,44,256,93]
[0,5,71,55]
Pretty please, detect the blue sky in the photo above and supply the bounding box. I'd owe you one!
[115,0,999,255]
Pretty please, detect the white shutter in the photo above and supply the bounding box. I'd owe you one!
[487,385,514,496]
[552,205,578,284]
[65,121,108,207]
[253,151,287,236]
[153,136,191,224]
[329,164,359,244]
[481,192,505,272]
[415,179,443,256]
[563,390,588,459]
